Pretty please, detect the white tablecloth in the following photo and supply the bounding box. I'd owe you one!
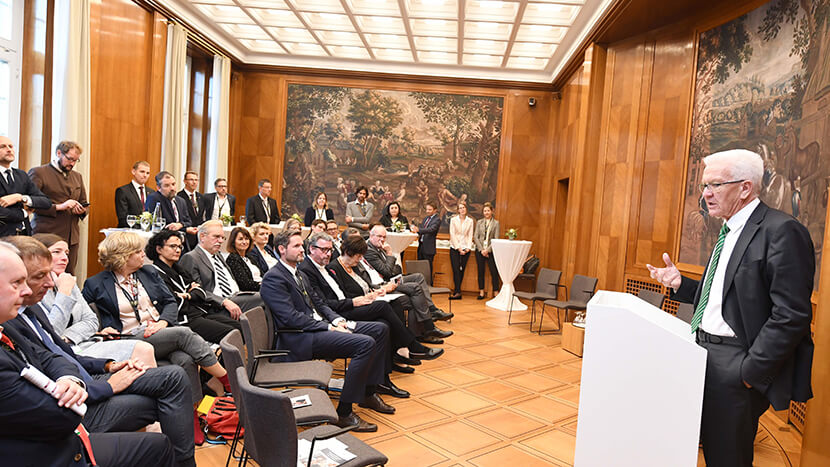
[487,239,532,311]
[385,231,418,266]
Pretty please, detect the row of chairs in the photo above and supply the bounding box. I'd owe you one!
[508,268,598,334]
[219,307,388,467]
[636,288,694,324]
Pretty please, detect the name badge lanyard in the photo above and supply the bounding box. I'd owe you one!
[117,276,157,323]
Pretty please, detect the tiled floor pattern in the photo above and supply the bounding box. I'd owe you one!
[196,297,802,466]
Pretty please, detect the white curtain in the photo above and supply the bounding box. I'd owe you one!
[51,0,91,280]
[207,54,231,184]
[160,23,188,176]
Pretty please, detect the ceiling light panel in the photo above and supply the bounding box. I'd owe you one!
[522,3,581,26]
[329,45,371,59]
[220,23,270,39]
[237,0,290,7]
[406,0,458,20]
[364,33,411,49]
[290,0,347,14]
[463,39,507,54]
[300,12,355,31]
[510,41,556,57]
[192,0,234,5]
[514,24,566,42]
[348,0,403,16]
[239,39,285,53]
[266,26,315,42]
[410,19,457,37]
[355,16,407,34]
[506,55,549,69]
[464,21,512,40]
[194,4,252,23]
[282,42,329,56]
[412,35,457,52]
[463,53,502,67]
[418,50,458,64]
[317,30,364,46]
[373,48,415,61]
[464,0,519,23]
[247,8,305,27]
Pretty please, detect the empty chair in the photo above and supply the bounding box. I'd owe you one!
[235,366,388,467]
[509,268,562,329]
[637,288,666,309]
[540,274,598,335]
[239,307,333,389]
[405,259,452,316]
[675,302,694,324]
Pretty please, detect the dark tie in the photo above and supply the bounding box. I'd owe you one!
[690,223,731,333]
[190,193,197,210]
[139,186,145,205]
[212,255,234,297]
[4,170,13,186]
[263,200,270,220]
[23,307,93,385]
[294,272,315,311]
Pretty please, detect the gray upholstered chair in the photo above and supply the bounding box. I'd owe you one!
[540,274,598,335]
[235,366,388,467]
[405,259,451,316]
[509,268,562,329]
[637,288,666,309]
[239,307,333,389]
[675,302,695,324]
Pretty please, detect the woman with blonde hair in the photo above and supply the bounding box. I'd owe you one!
[248,222,278,274]
[304,191,334,226]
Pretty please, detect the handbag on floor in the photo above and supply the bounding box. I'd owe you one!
[201,396,244,444]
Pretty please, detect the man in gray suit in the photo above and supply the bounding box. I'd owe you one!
[179,220,264,319]
[345,185,374,236]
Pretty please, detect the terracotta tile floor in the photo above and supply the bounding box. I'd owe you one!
[195,296,803,466]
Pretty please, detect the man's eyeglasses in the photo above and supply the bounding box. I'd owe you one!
[311,245,333,253]
[697,180,745,193]
[164,243,183,251]
[61,153,81,163]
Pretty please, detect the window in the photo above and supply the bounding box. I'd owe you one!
[0,0,24,141]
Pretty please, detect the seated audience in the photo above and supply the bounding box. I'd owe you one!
[225,227,261,291]
[304,191,334,226]
[282,217,302,233]
[33,233,155,366]
[3,237,195,465]
[145,230,240,344]
[179,221,265,317]
[244,178,280,224]
[304,218,326,252]
[474,202,500,299]
[199,178,235,221]
[114,160,153,228]
[261,231,407,432]
[379,201,409,230]
[326,220,342,260]
[300,232,442,373]
[449,201,474,299]
[82,231,233,444]
[345,185,374,235]
[248,222,278,274]
[0,242,177,467]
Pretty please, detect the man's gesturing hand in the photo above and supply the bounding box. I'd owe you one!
[646,253,682,291]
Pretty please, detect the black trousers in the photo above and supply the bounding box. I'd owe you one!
[310,321,390,405]
[449,248,471,294]
[338,300,415,350]
[186,312,241,344]
[417,246,434,277]
[698,334,770,467]
[90,432,177,467]
[475,250,500,291]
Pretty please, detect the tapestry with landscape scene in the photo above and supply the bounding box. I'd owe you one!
[281,84,504,232]
[679,0,830,287]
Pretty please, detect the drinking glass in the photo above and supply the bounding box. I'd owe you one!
[238,216,246,226]
[140,217,151,232]
[126,215,138,229]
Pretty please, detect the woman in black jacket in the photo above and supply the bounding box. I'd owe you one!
[224,227,260,292]
[304,191,335,226]
[379,201,409,230]
[146,230,240,344]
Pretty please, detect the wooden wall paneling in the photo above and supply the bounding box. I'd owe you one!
[88,0,165,276]
[226,70,243,196]
[146,12,167,165]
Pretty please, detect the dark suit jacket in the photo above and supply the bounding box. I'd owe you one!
[199,193,236,221]
[0,324,89,466]
[245,195,280,224]
[303,206,334,226]
[672,202,814,410]
[82,266,179,332]
[114,182,154,228]
[417,214,441,255]
[0,167,51,236]
[177,189,203,225]
[260,262,342,361]
[28,164,88,244]
[178,246,233,308]
[225,252,260,292]
[327,260,376,299]
[298,258,355,314]
[364,242,402,280]
[379,214,409,229]
[6,308,114,403]
[248,246,276,276]
[144,191,192,228]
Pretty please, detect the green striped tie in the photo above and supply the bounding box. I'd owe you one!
[691,223,730,333]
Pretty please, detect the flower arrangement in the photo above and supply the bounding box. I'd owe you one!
[291,213,303,223]
[391,220,406,232]
[505,228,518,240]
[220,214,234,226]
[139,211,154,231]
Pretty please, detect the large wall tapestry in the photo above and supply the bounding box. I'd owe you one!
[680,0,830,286]
[281,84,503,232]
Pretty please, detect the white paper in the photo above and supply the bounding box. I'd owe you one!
[297,438,356,467]
[291,394,312,409]
[375,293,404,302]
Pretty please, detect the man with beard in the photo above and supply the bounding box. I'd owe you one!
[145,172,197,241]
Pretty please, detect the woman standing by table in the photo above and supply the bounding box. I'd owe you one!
[449,201,474,300]
[304,191,334,226]
[379,201,409,230]
[474,202,500,299]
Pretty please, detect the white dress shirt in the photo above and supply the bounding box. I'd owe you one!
[701,198,761,337]
[212,196,231,220]
[312,258,346,300]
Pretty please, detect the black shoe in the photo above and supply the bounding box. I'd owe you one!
[431,309,454,321]
[425,328,453,339]
[392,363,415,374]
[376,382,410,399]
[477,293,486,300]
[335,412,378,432]
[417,335,444,344]
[359,393,396,414]
[410,347,444,360]
[449,293,462,300]
[393,354,421,366]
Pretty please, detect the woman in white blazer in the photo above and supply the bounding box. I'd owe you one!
[449,201,474,299]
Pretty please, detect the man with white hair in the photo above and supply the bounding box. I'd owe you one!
[647,149,814,467]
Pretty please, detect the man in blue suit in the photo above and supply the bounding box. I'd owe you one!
[413,201,441,276]
[145,171,198,241]
[4,235,195,466]
[0,241,175,467]
[0,136,51,236]
[261,230,407,432]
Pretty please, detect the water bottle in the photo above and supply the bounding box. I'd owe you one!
[151,203,162,232]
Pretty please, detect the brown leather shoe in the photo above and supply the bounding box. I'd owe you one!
[334,412,378,432]
[358,393,396,414]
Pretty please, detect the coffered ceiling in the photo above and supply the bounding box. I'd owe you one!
[159,0,617,83]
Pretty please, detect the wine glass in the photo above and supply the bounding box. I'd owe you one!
[140,216,151,232]
[126,215,137,229]
[238,216,246,226]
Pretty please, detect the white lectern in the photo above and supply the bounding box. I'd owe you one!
[574,291,706,467]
